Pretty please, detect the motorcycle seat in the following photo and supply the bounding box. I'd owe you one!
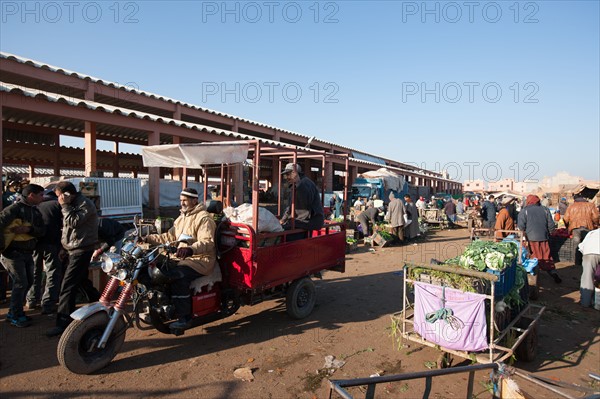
[190,265,222,294]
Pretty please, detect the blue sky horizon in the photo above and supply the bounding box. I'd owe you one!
[1,1,599,184]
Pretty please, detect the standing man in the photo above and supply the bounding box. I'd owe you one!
[495,196,516,241]
[0,184,45,327]
[415,196,426,218]
[26,190,63,315]
[144,188,217,330]
[518,195,561,284]
[481,195,497,229]
[387,192,406,243]
[47,181,99,337]
[563,193,599,267]
[403,194,420,240]
[279,163,324,232]
[329,193,342,220]
[444,198,457,225]
[558,197,569,217]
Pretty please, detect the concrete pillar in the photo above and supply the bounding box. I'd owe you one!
[148,131,160,212]
[28,163,34,179]
[54,134,60,176]
[84,121,97,177]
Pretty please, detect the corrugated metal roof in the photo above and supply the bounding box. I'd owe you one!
[2,80,457,183]
[0,51,435,172]
[0,81,291,148]
[2,82,456,182]
[0,52,327,141]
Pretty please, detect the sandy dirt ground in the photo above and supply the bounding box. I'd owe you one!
[1,228,599,398]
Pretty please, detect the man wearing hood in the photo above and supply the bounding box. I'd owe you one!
[518,194,561,284]
[144,188,217,330]
[387,192,406,242]
[0,184,45,327]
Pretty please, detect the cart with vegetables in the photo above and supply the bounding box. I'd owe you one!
[471,228,540,299]
[395,240,544,368]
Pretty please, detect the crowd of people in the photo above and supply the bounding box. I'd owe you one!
[0,180,133,333]
[351,187,599,308]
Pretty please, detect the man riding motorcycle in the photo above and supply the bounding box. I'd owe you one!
[143,187,217,330]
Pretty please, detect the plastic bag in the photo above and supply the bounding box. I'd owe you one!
[224,203,283,233]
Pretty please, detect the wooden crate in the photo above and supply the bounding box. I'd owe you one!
[372,232,392,247]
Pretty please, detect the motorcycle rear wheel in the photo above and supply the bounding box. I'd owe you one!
[57,312,127,374]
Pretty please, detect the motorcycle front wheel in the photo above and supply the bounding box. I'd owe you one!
[57,312,127,374]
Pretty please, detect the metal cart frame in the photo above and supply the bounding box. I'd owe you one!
[399,262,544,365]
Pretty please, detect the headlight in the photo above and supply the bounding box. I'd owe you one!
[116,269,129,281]
[101,253,122,274]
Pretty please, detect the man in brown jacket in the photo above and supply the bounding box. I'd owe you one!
[563,193,600,266]
[145,188,217,330]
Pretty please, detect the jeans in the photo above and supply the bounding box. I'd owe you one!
[171,266,202,320]
[29,244,63,311]
[572,228,589,266]
[1,250,35,317]
[580,253,600,307]
[56,250,97,328]
[26,249,44,306]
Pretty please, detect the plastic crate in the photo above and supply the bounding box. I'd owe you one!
[486,259,516,298]
[549,236,573,262]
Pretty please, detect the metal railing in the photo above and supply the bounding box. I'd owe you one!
[328,363,499,399]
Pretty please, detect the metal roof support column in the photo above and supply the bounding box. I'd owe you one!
[28,163,34,179]
[226,165,231,204]
[84,121,97,177]
[321,156,326,206]
[252,141,260,231]
[147,130,160,213]
[113,141,119,177]
[343,156,349,218]
[277,158,283,217]
[234,164,243,205]
[291,151,297,230]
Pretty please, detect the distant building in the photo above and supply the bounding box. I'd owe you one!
[463,179,485,192]
[488,179,514,192]
[513,180,540,194]
[540,172,583,191]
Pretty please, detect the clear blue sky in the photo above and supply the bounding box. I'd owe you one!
[1,0,598,183]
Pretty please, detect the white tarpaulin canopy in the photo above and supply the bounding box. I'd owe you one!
[359,168,405,192]
[142,141,250,168]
